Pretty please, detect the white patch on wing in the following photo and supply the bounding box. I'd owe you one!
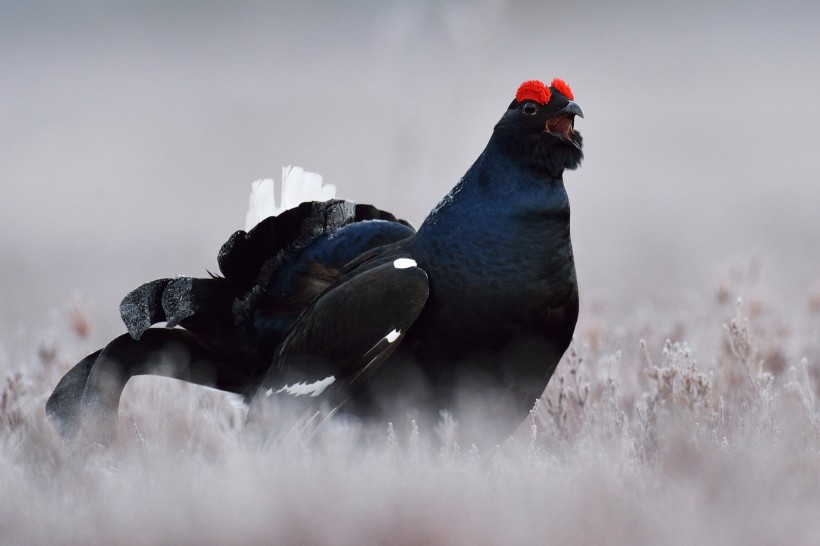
[244,166,337,230]
[385,329,401,343]
[276,375,336,397]
[393,258,417,269]
[265,388,273,397]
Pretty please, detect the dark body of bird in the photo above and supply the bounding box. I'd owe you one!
[46,78,584,447]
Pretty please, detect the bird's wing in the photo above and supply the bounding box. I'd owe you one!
[218,200,411,297]
[247,254,428,424]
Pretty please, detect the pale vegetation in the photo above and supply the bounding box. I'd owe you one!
[2,265,819,544]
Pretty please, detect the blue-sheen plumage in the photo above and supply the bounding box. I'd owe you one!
[47,80,584,447]
[263,220,415,300]
[347,105,582,441]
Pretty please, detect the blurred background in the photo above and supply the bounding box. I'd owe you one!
[2,0,819,347]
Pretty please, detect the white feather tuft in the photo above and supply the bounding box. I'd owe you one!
[245,179,275,231]
[276,375,336,398]
[244,166,337,230]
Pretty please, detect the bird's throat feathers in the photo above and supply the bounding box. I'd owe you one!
[415,143,572,262]
[411,145,576,322]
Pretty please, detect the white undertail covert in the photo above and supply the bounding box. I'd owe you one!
[245,166,336,230]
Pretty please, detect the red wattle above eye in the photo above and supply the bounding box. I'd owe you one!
[550,78,574,100]
[515,80,551,105]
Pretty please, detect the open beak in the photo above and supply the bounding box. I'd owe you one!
[545,100,583,143]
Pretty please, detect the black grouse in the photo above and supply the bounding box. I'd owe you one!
[46,78,584,446]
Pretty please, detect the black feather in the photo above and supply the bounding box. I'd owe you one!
[120,278,172,340]
[47,81,584,447]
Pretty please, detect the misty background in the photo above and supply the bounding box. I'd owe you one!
[2,0,818,348]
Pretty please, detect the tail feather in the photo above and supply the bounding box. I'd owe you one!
[50,166,421,441]
[163,276,235,347]
[46,330,255,442]
[120,275,235,344]
[120,278,172,340]
[45,349,101,437]
[160,276,231,328]
[218,200,356,296]
[244,166,337,231]
[279,166,336,219]
[219,200,412,297]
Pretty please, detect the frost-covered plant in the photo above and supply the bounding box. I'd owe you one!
[3,280,820,544]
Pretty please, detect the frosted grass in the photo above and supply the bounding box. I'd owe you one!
[2,270,819,544]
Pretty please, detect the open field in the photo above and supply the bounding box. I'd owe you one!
[2,272,819,544]
[2,2,819,544]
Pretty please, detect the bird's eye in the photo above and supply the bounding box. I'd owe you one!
[521,102,539,116]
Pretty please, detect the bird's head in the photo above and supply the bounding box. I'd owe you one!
[493,78,584,176]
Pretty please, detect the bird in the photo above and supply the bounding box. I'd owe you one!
[46,78,584,447]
